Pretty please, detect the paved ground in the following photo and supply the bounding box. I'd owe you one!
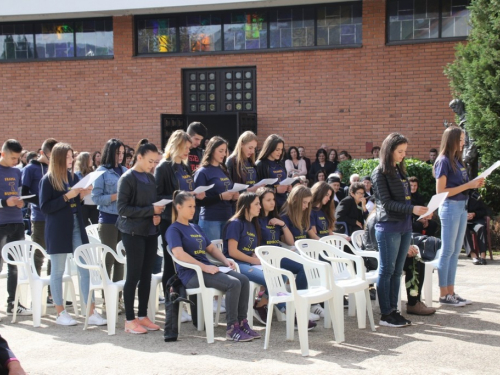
[1,254,499,375]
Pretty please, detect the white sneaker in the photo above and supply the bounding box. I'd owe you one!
[310,304,325,318]
[180,308,192,323]
[56,310,77,326]
[309,312,320,321]
[213,299,226,314]
[88,310,107,326]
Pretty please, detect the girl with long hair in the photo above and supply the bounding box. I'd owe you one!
[256,134,290,211]
[371,133,428,328]
[434,126,484,306]
[285,146,307,178]
[194,136,238,241]
[307,181,335,239]
[40,143,106,326]
[91,138,128,314]
[74,152,98,224]
[116,141,166,334]
[226,131,259,191]
[167,190,259,341]
[280,185,313,244]
[92,150,101,170]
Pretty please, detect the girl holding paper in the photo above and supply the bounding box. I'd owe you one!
[256,134,290,211]
[40,143,106,327]
[226,131,259,191]
[167,190,259,341]
[154,130,206,293]
[434,126,485,306]
[116,141,165,334]
[194,136,238,241]
[74,152,99,224]
[91,138,128,313]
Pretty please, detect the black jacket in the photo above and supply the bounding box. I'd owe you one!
[333,189,346,208]
[116,169,158,236]
[155,159,192,223]
[335,195,365,235]
[308,161,336,182]
[255,158,287,181]
[467,198,489,219]
[371,165,413,223]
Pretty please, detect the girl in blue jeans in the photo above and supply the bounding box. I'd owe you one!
[371,133,428,328]
[434,126,484,306]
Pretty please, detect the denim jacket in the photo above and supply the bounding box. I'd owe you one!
[91,165,128,215]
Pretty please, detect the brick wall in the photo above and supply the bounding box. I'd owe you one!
[0,0,460,160]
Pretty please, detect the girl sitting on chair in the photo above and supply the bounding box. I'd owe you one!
[167,190,259,342]
[308,181,335,239]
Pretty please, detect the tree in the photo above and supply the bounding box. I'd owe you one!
[444,0,500,213]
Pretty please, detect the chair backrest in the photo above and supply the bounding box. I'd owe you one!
[256,245,329,296]
[114,241,127,264]
[1,240,46,284]
[350,230,365,252]
[335,221,349,235]
[85,224,100,241]
[157,235,164,257]
[211,239,223,252]
[74,243,115,288]
[205,239,225,266]
[88,235,101,245]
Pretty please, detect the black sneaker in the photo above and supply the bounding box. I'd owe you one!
[391,310,411,326]
[7,303,32,316]
[379,311,407,328]
[480,258,487,265]
[343,296,349,309]
[369,289,377,301]
[47,297,73,307]
[294,318,317,331]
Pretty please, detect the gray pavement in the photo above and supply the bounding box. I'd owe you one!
[1,254,499,375]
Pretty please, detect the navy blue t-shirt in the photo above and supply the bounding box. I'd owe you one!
[166,222,213,286]
[175,163,194,192]
[21,161,48,222]
[268,161,287,208]
[194,165,233,222]
[310,208,331,238]
[223,218,258,258]
[375,169,412,233]
[281,214,309,242]
[434,156,469,201]
[258,216,282,246]
[0,165,23,225]
[243,160,257,186]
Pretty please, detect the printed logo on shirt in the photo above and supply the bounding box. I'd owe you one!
[181,174,194,190]
[193,236,206,255]
[221,177,231,191]
[266,226,280,245]
[4,180,17,196]
[189,155,200,172]
[242,232,256,252]
[245,166,256,185]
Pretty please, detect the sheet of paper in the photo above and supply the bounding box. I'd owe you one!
[153,199,172,206]
[228,183,249,193]
[218,266,232,273]
[73,170,105,189]
[279,177,298,186]
[417,192,449,220]
[474,160,500,180]
[253,178,278,187]
[18,195,35,200]
[192,184,214,194]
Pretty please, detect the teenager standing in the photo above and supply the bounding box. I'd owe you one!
[226,131,259,191]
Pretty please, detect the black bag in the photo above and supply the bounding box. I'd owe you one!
[412,234,441,261]
[163,274,194,342]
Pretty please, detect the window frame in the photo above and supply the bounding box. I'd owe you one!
[385,0,470,45]
[134,2,363,57]
[0,17,114,63]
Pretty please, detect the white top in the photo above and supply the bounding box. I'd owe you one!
[285,159,307,177]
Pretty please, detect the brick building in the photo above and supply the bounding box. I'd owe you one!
[0,0,471,159]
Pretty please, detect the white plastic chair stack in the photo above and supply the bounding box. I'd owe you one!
[148,235,165,323]
[296,239,375,343]
[74,243,125,335]
[167,246,224,344]
[423,248,441,307]
[255,245,336,357]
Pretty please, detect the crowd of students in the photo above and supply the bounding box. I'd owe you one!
[0,121,487,349]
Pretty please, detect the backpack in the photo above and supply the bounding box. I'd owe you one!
[412,234,441,261]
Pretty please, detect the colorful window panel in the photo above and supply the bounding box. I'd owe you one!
[0,23,35,60]
[224,69,255,112]
[179,14,222,53]
[35,22,75,58]
[224,12,267,51]
[442,0,471,37]
[269,7,315,48]
[75,19,113,57]
[187,71,217,113]
[137,18,177,53]
[317,3,362,46]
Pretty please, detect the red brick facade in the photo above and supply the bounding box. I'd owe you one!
[1,0,460,159]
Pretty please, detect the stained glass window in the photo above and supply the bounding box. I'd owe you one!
[137,18,177,53]
[224,12,267,50]
[179,14,222,53]
[75,19,113,57]
[35,22,75,58]
[0,23,34,60]
[269,7,315,48]
[317,3,362,46]
[388,0,471,42]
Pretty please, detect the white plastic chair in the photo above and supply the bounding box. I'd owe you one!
[148,235,165,323]
[167,246,224,344]
[255,245,336,357]
[74,243,125,335]
[322,232,380,312]
[2,240,78,326]
[296,239,375,343]
[422,248,441,308]
[85,224,100,242]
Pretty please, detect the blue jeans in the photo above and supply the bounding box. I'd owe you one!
[198,219,226,241]
[50,215,93,307]
[376,230,412,315]
[438,199,468,288]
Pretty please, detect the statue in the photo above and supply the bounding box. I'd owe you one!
[448,99,479,178]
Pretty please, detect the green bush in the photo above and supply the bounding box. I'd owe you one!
[337,158,435,203]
